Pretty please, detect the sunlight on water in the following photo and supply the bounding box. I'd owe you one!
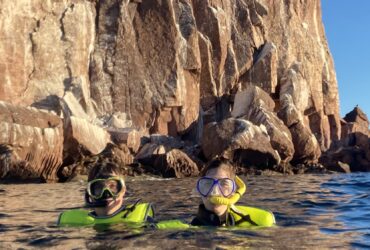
[0,173,369,249]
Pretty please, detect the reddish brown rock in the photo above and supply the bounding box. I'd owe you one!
[0,1,95,108]
[278,65,322,164]
[64,116,111,156]
[108,128,142,153]
[232,85,294,163]
[240,42,278,93]
[202,118,280,169]
[153,149,199,178]
[342,107,370,138]
[320,107,370,172]
[0,0,342,174]
[0,102,63,182]
[135,143,166,166]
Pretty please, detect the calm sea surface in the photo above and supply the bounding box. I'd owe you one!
[0,173,369,249]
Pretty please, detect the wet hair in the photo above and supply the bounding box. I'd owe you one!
[201,157,236,179]
[87,160,123,181]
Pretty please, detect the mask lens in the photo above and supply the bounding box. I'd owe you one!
[218,178,235,197]
[105,179,121,195]
[88,178,124,199]
[89,180,105,197]
[197,178,215,197]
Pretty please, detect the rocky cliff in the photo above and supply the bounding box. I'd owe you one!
[0,0,345,181]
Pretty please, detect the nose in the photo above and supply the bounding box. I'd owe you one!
[208,185,221,196]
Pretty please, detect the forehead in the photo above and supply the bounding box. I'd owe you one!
[205,165,233,179]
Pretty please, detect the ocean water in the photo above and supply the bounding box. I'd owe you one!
[0,173,369,249]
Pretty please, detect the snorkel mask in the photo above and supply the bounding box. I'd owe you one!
[85,176,125,207]
[197,176,246,206]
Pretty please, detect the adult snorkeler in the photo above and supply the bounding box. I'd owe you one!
[58,160,154,227]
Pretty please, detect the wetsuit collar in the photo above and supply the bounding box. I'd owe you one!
[193,204,235,226]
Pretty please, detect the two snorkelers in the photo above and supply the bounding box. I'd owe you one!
[58,158,275,228]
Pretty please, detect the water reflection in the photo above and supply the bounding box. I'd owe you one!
[0,174,369,248]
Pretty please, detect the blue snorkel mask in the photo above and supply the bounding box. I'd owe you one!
[196,176,246,206]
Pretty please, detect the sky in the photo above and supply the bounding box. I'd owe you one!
[321,0,370,117]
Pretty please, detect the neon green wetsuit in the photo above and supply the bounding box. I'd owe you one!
[156,204,275,229]
[58,202,154,227]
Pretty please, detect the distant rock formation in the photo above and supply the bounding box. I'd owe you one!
[0,0,349,181]
[321,107,370,172]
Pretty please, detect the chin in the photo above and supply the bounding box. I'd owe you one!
[106,198,122,210]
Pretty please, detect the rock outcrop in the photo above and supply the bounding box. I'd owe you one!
[0,102,64,181]
[320,107,370,172]
[232,85,294,164]
[202,118,280,168]
[135,135,200,177]
[0,0,349,180]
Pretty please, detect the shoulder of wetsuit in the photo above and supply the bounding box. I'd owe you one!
[57,201,154,227]
[155,219,192,230]
[229,205,276,227]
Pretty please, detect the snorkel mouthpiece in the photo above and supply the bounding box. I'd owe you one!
[209,176,246,206]
[85,191,108,207]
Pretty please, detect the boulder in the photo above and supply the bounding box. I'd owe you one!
[342,106,370,138]
[320,146,370,172]
[279,71,321,164]
[64,116,111,156]
[135,143,166,166]
[153,149,199,178]
[232,85,294,163]
[108,128,142,153]
[59,143,135,181]
[202,118,280,169]
[0,102,63,182]
[321,106,370,173]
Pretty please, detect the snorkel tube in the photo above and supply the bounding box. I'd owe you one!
[209,176,246,206]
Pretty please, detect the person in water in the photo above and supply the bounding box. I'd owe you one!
[58,160,154,227]
[191,157,275,227]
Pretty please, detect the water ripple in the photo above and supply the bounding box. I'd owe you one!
[0,174,369,248]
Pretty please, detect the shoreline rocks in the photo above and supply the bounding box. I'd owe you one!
[0,1,368,182]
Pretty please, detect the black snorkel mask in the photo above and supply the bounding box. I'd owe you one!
[84,176,125,208]
[84,190,113,208]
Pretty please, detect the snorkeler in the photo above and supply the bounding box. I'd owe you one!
[156,157,275,229]
[191,157,275,226]
[58,160,154,227]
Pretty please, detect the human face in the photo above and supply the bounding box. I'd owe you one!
[90,173,126,216]
[200,166,235,217]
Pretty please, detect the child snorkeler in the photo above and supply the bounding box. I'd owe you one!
[191,157,275,227]
[156,157,275,229]
[58,160,154,227]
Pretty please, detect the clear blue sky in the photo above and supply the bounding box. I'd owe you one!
[321,0,370,117]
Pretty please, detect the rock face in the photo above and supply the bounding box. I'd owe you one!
[0,0,339,141]
[0,102,64,181]
[0,0,346,179]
